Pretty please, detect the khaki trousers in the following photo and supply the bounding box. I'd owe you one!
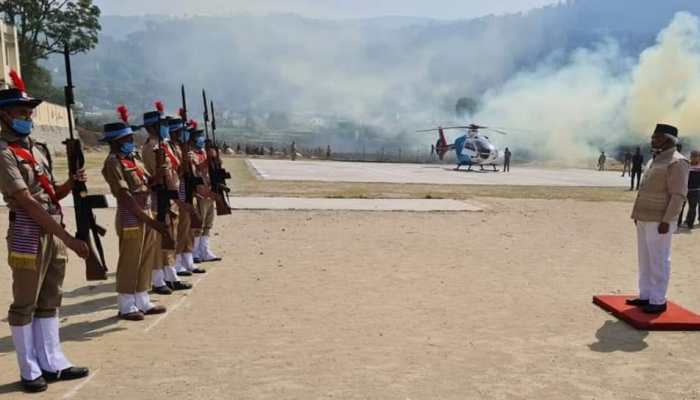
[116,215,158,294]
[195,197,215,236]
[176,207,194,253]
[154,211,178,269]
[8,234,66,326]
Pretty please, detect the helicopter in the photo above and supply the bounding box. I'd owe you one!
[417,124,510,171]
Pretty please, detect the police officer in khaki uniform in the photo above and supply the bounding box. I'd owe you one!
[0,81,90,392]
[140,110,192,293]
[101,121,168,320]
[188,127,222,263]
[628,124,689,314]
[169,118,205,276]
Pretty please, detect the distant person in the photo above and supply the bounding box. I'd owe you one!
[326,145,332,159]
[291,141,296,161]
[503,147,512,172]
[631,147,644,191]
[598,151,606,171]
[628,124,688,314]
[622,150,632,177]
[683,151,700,229]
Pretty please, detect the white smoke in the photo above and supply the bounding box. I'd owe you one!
[476,11,700,161]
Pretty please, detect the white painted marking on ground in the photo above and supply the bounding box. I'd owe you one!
[62,368,100,399]
[144,273,209,332]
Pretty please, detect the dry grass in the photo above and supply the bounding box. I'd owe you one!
[52,151,110,194]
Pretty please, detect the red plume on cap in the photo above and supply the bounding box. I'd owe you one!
[154,100,164,114]
[9,69,26,93]
[178,107,185,119]
[188,119,198,130]
[117,105,129,123]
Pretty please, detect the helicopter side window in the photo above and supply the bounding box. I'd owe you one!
[464,142,476,151]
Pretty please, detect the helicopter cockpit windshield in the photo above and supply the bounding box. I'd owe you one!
[475,138,493,154]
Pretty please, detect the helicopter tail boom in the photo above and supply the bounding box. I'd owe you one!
[436,127,453,160]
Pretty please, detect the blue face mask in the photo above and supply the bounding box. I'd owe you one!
[159,124,170,140]
[12,118,33,136]
[119,141,135,156]
[195,136,206,149]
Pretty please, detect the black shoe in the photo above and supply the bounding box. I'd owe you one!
[42,366,89,382]
[151,285,172,295]
[201,256,222,263]
[166,281,193,291]
[21,376,47,393]
[625,298,649,306]
[143,305,167,315]
[177,270,193,277]
[642,303,667,314]
[191,268,207,274]
[118,311,145,321]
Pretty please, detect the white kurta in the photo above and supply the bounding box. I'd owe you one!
[636,221,674,305]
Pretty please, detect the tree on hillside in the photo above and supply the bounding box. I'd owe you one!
[0,0,101,101]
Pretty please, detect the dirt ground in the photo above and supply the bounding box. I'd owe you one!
[1,197,700,399]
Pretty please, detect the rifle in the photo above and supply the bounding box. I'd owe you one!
[180,85,203,228]
[202,91,232,215]
[153,103,177,249]
[62,45,109,281]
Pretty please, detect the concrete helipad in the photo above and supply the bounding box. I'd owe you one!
[248,159,629,187]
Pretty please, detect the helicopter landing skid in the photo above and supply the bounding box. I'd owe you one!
[454,164,500,173]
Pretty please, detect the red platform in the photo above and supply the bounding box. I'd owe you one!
[593,295,700,331]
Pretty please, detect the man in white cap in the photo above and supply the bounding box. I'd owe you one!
[628,123,689,314]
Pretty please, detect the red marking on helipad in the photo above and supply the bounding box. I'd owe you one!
[593,295,700,331]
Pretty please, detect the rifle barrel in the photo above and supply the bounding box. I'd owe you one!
[202,89,210,140]
[210,100,217,145]
[181,84,188,122]
[63,45,75,141]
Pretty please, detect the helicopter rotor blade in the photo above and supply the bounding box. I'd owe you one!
[489,126,536,134]
[416,128,441,133]
[484,128,509,135]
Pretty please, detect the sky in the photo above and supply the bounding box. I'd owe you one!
[92,0,562,20]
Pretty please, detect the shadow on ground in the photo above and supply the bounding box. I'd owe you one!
[588,320,649,353]
[0,380,23,396]
[0,315,123,354]
[63,281,116,299]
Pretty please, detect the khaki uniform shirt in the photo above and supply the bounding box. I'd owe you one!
[142,138,182,218]
[190,148,211,186]
[141,138,180,191]
[102,152,150,199]
[631,147,689,223]
[0,129,57,213]
[102,151,151,230]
